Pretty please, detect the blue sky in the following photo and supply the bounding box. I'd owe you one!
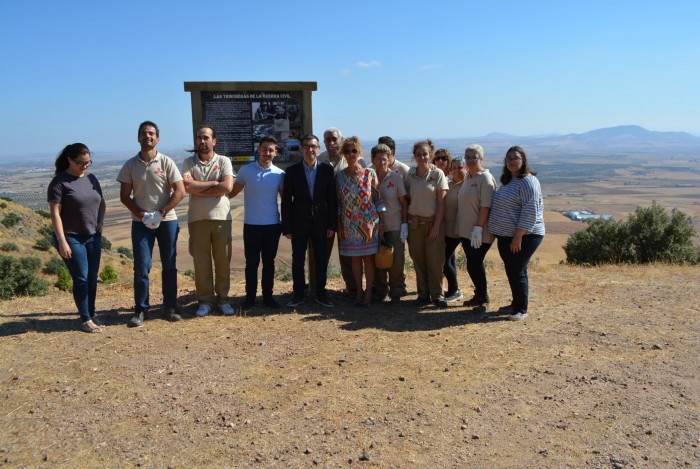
[0,0,698,157]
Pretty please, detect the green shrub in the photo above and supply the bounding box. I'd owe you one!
[37,226,53,238]
[183,269,195,280]
[116,246,133,259]
[101,236,112,251]
[43,257,65,274]
[35,209,51,219]
[99,265,118,284]
[55,267,73,292]
[1,212,21,228]
[0,202,7,209]
[1,242,19,252]
[274,264,292,282]
[19,256,42,272]
[564,201,698,265]
[34,237,53,251]
[0,254,49,299]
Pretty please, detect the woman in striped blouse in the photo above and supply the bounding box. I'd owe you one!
[488,146,545,321]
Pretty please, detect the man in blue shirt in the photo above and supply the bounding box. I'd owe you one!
[229,136,285,309]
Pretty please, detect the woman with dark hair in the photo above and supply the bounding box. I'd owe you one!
[405,139,449,308]
[336,137,385,307]
[432,148,452,176]
[47,143,106,332]
[488,146,545,321]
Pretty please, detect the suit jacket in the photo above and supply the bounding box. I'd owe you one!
[281,160,338,236]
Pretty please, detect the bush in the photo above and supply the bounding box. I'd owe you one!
[44,257,65,274]
[0,202,6,209]
[0,254,49,299]
[116,246,133,259]
[101,236,112,251]
[35,209,51,219]
[38,226,53,238]
[99,265,118,284]
[274,264,292,282]
[19,256,42,272]
[34,237,53,251]
[55,267,73,292]
[183,269,195,280]
[1,242,19,252]
[0,196,12,202]
[564,201,698,265]
[1,212,21,228]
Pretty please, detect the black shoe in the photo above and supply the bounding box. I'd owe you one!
[433,299,448,309]
[263,297,281,309]
[287,296,305,308]
[239,297,255,310]
[444,290,464,302]
[315,296,335,308]
[128,310,145,328]
[463,295,490,307]
[390,296,401,305]
[412,297,431,306]
[165,307,182,322]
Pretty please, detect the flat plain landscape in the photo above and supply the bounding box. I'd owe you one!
[1,143,699,468]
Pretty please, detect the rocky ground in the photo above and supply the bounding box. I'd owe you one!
[0,263,699,468]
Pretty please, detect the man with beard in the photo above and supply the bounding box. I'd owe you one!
[182,125,235,317]
[228,136,285,309]
[118,121,186,327]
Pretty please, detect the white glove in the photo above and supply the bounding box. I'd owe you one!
[470,226,483,249]
[142,211,163,230]
[400,223,409,243]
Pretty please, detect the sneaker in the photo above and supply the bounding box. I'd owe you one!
[497,305,514,315]
[315,296,335,308]
[444,290,463,302]
[412,296,431,306]
[165,307,182,322]
[463,295,490,307]
[287,296,305,308]
[509,311,528,321]
[128,310,145,328]
[433,299,448,309]
[263,297,281,309]
[195,303,212,317]
[219,303,235,316]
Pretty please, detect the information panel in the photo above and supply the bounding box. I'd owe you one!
[185,82,316,169]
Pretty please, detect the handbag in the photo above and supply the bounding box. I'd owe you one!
[375,236,394,269]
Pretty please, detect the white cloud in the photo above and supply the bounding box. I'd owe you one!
[356,60,382,68]
[419,63,443,71]
[340,68,352,75]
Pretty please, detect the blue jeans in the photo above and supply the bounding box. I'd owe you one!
[243,224,282,299]
[460,238,493,299]
[53,232,101,322]
[496,234,544,313]
[131,220,179,311]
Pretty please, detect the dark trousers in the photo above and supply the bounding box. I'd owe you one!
[459,237,492,299]
[53,232,101,322]
[292,221,329,299]
[243,223,282,299]
[443,236,461,294]
[496,234,544,313]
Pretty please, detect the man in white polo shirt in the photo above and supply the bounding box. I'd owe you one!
[228,136,285,309]
[118,120,186,327]
[182,125,235,317]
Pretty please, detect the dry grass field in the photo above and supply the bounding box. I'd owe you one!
[1,155,699,467]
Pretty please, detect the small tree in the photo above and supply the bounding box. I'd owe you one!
[99,265,118,284]
[55,267,73,292]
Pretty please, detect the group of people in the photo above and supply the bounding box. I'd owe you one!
[47,122,545,333]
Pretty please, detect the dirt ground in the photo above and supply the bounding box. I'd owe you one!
[1,262,698,469]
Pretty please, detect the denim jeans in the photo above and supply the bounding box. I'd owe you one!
[243,223,282,299]
[496,234,544,313]
[459,238,492,299]
[131,220,179,311]
[443,236,461,294]
[53,232,101,322]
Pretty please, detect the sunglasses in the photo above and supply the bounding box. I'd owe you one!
[72,159,92,168]
[343,148,359,155]
[434,155,448,162]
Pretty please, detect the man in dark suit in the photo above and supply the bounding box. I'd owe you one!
[281,134,338,308]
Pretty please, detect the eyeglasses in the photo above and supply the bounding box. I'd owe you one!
[465,156,480,161]
[72,159,92,168]
[434,156,448,162]
[506,156,522,162]
[343,148,359,155]
[302,144,319,150]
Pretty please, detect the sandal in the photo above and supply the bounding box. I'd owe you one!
[81,321,103,333]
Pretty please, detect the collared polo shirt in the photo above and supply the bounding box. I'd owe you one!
[181,153,235,222]
[236,160,285,225]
